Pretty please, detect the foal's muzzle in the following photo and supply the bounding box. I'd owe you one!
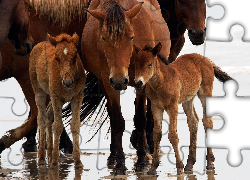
[62,79,74,89]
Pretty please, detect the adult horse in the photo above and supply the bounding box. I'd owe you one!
[82,0,170,174]
[0,0,89,154]
[158,0,206,62]
[0,0,33,56]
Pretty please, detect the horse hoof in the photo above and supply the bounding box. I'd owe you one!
[135,164,149,172]
[206,164,215,170]
[114,168,127,175]
[184,164,193,174]
[107,157,116,166]
[0,139,6,153]
[177,168,183,175]
[147,169,156,175]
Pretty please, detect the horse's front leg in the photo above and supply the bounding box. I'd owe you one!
[148,103,163,175]
[50,98,63,167]
[101,74,126,175]
[134,88,149,171]
[70,93,84,169]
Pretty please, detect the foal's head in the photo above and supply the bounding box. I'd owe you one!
[134,43,162,90]
[48,33,80,89]
[87,1,143,90]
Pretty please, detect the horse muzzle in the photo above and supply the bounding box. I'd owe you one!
[188,28,206,45]
[134,80,144,90]
[109,77,129,91]
[15,39,34,56]
[62,79,74,89]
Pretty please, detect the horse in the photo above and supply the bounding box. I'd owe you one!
[0,0,33,56]
[133,43,233,174]
[158,0,207,63]
[82,0,171,174]
[0,0,89,154]
[29,33,86,168]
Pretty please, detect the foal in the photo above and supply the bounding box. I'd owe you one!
[134,43,232,175]
[29,33,86,168]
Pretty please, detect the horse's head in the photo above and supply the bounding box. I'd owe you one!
[87,2,143,90]
[175,0,206,45]
[5,0,33,55]
[134,43,162,90]
[48,33,80,89]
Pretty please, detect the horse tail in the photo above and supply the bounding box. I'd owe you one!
[211,61,233,83]
[62,72,108,126]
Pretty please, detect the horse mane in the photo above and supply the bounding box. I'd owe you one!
[101,0,126,40]
[30,0,89,26]
[143,44,171,66]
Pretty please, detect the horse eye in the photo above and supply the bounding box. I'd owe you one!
[129,37,134,42]
[102,37,108,42]
[148,63,152,67]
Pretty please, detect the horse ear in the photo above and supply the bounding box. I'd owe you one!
[47,34,57,46]
[125,2,144,19]
[86,9,106,21]
[133,45,141,54]
[152,42,162,56]
[72,33,79,45]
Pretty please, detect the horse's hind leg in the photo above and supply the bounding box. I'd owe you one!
[70,93,84,169]
[148,103,163,175]
[182,96,199,173]
[198,86,215,170]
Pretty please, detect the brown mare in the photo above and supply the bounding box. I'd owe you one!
[0,0,89,154]
[158,0,206,62]
[0,0,33,55]
[133,43,233,174]
[29,33,86,168]
[82,0,170,173]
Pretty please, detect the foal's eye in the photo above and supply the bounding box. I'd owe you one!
[128,37,134,42]
[148,63,152,67]
[102,37,108,42]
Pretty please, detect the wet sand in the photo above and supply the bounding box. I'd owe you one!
[1,120,249,180]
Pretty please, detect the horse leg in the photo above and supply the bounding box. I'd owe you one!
[45,102,53,165]
[168,34,185,63]
[35,91,47,166]
[146,98,154,154]
[167,103,184,175]
[50,98,64,167]
[0,74,38,153]
[101,74,126,174]
[148,103,163,175]
[198,87,215,170]
[134,89,149,171]
[70,93,84,169]
[182,97,199,173]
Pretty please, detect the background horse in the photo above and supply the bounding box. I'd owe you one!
[29,33,86,168]
[0,0,33,55]
[133,43,232,175]
[0,0,89,154]
[82,0,170,174]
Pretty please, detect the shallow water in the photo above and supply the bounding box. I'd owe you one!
[1,120,250,180]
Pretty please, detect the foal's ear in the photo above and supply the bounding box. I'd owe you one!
[133,45,141,54]
[152,42,162,56]
[125,2,144,19]
[47,34,57,46]
[86,9,106,21]
[71,33,79,45]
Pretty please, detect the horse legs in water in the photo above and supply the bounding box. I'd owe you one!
[23,105,73,154]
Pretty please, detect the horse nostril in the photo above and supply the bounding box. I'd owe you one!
[124,78,129,85]
[110,77,114,85]
[135,80,143,89]
[188,29,195,35]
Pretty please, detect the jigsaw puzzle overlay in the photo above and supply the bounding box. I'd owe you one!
[1,0,250,179]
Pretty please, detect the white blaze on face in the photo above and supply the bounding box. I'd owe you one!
[63,48,68,55]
